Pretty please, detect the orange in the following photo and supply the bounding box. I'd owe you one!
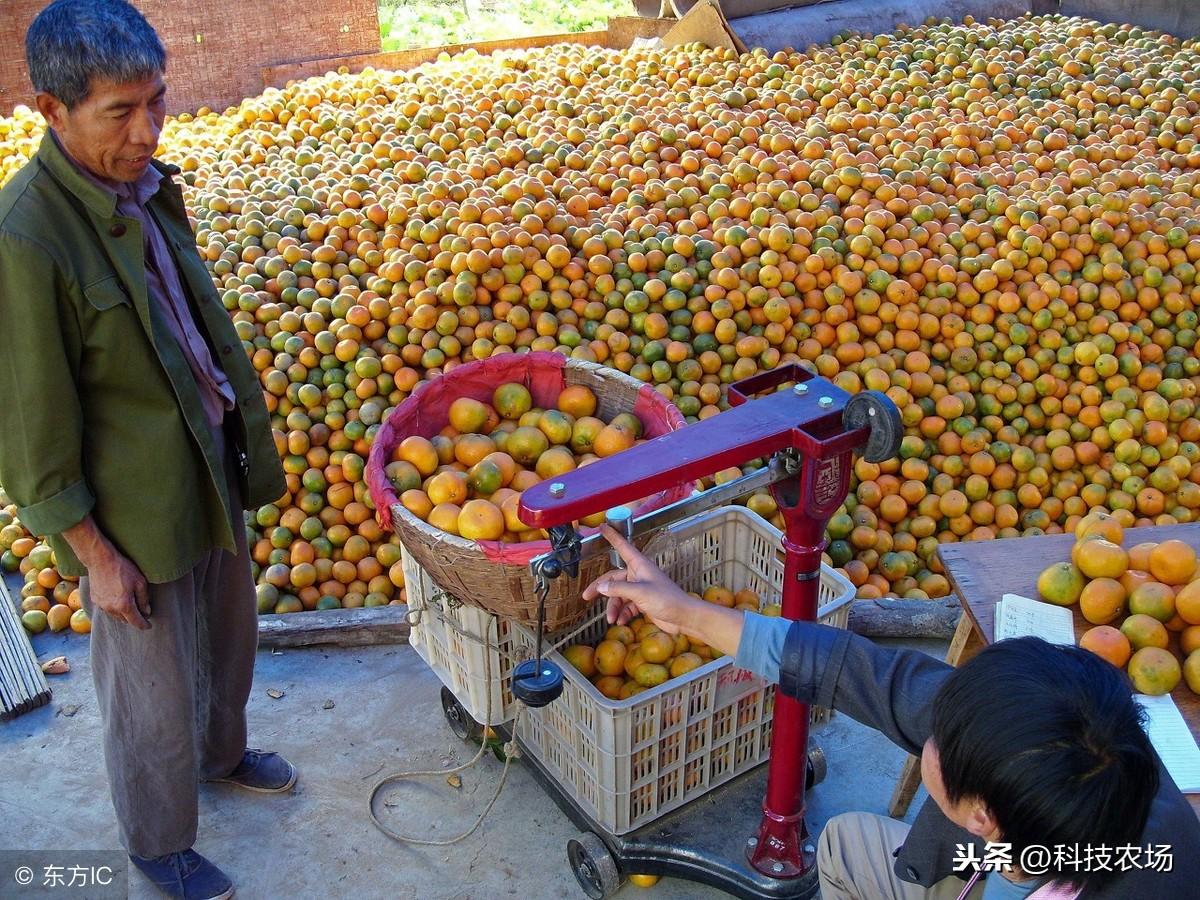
[448,397,491,434]
[535,446,577,480]
[703,585,735,607]
[557,385,598,418]
[427,502,462,535]
[734,588,761,610]
[1128,542,1158,572]
[1075,510,1124,544]
[570,416,606,455]
[1075,539,1129,580]
[1184,650,1200,694]
[500,494,528,533]
[593,424,636,458]
[1120,569,1154,597]
[605,624,635,645]
[633,662,670,688]
[453,433,496,467]
[467,459,504,496]
[1080,626,1132,668]
[511,469,541,491]
[593,676,625,699]
[483,451,518,486]
[610,412,644,438]
[640,632,675,664]
[1175,581,1200,625]
[46,603,72,633]
[1128,581,1176,623]
[1181,625,1200,656]
[563,645,596,678]
[629,874,660,888]
[670,653,704,677]
[400,489,433,520]
[506,426,550,466]
[1127,647,1181,696]
[1079,578,1126,625]
[427,470,469,506]
[538,409,575,446]
[1120,614,1170,651]
[594,640,628,676]
[69,608,91,634]
[624,646,646,678]
[1036,562,1086,607]
[458,499,505,541]
[1148,540,1198,586]
[396,436,439,476]
[492,383,533,420]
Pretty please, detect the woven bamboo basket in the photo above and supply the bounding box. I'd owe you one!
[366,353,690,631]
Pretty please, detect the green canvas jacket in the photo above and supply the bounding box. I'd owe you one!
[0,134,285,582]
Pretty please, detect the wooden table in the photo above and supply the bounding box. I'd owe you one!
[888,524,1200,819]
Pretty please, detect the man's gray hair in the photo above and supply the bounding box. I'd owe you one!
[26,0,166,108]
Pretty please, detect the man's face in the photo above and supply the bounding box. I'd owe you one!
[921,738,998,840]
[37,72,166,183]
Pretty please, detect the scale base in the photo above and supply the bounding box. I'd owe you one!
[525,737,821,900]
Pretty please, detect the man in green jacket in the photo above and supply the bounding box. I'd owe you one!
[0,3,291,897]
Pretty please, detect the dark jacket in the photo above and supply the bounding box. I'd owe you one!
[779,622,1200,897]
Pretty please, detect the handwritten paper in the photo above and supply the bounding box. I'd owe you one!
[994,593,1075,645]
[1135,693,1200,794]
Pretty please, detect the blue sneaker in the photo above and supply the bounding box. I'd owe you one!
[130,849,233,900]
[210,749,297,793]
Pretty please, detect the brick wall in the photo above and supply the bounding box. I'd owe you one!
[0,0,381,116]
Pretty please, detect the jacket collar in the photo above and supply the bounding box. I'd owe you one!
[36,131,118,219]
[36,131,183,216]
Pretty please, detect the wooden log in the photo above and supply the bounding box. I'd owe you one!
[846,597,961,640]
[257,605,410,649]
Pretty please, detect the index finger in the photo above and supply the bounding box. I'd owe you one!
[599,524,647,568]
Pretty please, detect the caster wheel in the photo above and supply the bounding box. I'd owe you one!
[567,831,621,899]
[843,390,903,463]
[440,686,482,742]
[806,741,827,789]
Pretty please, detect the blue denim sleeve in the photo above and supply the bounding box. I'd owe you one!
[732,611,791,682]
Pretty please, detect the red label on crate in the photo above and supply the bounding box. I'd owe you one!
[718,667,756,688]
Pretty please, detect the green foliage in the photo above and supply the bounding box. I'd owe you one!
[378,0,636,51]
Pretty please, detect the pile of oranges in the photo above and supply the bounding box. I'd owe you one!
[0,490,90,635]
[562,584,778,699]
[3,14,1200,614]
[388,382,647,541]
[1039,510,1200,695]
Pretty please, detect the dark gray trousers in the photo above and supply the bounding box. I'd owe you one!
[82,431,257,858]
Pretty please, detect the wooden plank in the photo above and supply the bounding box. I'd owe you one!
[847,597,960,639]
[938,524,1200,817]
[257,605,410,649]
[260,18,678,89]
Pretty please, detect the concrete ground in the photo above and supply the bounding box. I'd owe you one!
[1,609,944,900]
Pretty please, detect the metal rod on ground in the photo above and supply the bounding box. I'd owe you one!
[0,578,51,720]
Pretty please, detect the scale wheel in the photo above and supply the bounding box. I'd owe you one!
[844,390,903,463]
[806,741,827,789]
[440,686,483,743]
[567,831,621,900]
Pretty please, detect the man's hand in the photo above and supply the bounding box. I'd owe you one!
[87,548,151,629]
[62,516,151,629]
[582,525,703,635]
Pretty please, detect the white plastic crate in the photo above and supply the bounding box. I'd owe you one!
[402,547,523,726]
[511,505,855,835]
